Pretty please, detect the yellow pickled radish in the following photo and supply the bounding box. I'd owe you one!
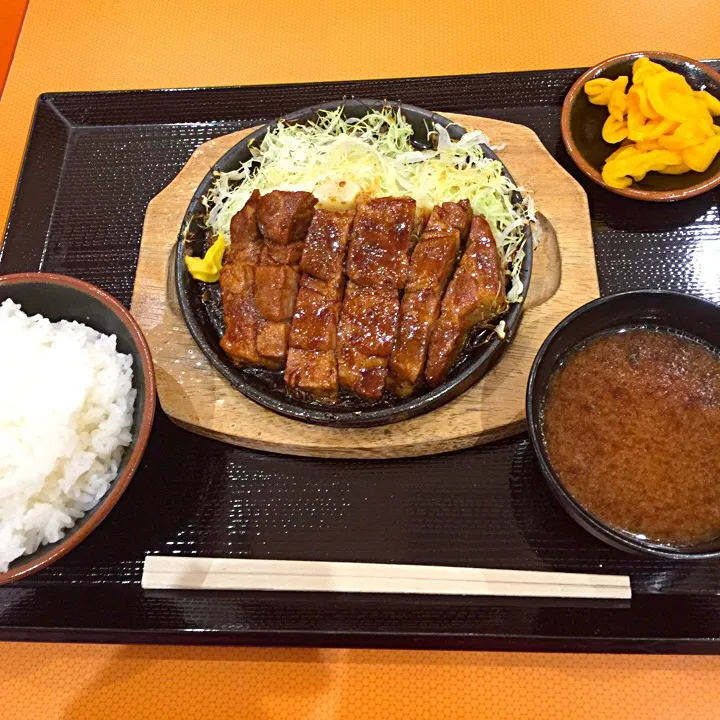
[657,121,710,151]
[636,118,679,141]
[682,135,720,172]
[629,85,660,120]
[185,233,226,282]
[633,139,661,152]
[602,160,633,189]
[644,149,683,167]
[585,57,720,188]
[626,92,649,140]
[694,90,720,116]
[658,162,692,175]
[602,148,682,187]
[645,73,698,123]
[632,57,668,85]
[585,78,615,105]
[583,56,720,187]
[606,144,639,163]
[602,116,628,143]
[608,77,629,120]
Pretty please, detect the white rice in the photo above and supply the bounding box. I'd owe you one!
[0,299,136,572]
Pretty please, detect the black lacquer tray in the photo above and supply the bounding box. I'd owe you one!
[1,66,720,652]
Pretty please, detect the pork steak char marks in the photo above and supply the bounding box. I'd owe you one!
[284,209,355,400]
[220,190,316,368]
[257,191,317,245]
[219,190,267,366]
[219,191,508,404]
[388,200,472,396]
[337,197,416,399]
[425,215,506,387]
[254,191,317,366]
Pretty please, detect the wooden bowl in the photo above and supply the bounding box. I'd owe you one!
[0,273,156,584]
[561,52,720,201]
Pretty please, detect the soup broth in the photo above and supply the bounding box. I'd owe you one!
[542,328,720,546]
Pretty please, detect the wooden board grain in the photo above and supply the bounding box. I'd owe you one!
[131,113,598,458]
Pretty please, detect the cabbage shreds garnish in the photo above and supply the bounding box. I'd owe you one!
[202,106,534,303]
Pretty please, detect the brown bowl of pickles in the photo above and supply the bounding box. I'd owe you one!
[561,52,720,201]
[526,291,720,559]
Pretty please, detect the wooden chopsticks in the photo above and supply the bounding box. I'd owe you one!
[142,557,631,599]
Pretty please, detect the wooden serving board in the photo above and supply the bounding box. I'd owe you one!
[131,113,599,458]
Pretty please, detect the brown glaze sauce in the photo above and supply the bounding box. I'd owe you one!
[542,328,720,546]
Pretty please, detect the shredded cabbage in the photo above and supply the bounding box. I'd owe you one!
[202,107,534,302]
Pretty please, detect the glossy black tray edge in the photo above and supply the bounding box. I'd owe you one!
[2,628,720,655]
[1,66,720,654]
[1,97,70,271]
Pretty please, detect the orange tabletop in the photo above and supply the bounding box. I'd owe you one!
[2,1,720,718]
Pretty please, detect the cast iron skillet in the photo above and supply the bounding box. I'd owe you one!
[175,99,532,427]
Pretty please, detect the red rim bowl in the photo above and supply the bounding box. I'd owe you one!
[0,273,156,584]
[561,51,720,202]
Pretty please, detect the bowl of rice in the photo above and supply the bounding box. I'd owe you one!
[0,273,156,584]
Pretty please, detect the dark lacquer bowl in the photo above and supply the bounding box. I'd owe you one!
[561,52,720,201]
[176,98,533,427]
[526,290,720,559]
[0,273,156,584]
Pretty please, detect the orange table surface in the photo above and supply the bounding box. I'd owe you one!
[0,0,27,94]
[2,1,720,718]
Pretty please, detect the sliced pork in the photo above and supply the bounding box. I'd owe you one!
[388,201,472,396]
[425,215,506,387]
[219,191,272,367]
[252,191,317,366]
[337,197,415,399]
[218,192,509,403]
[257,190,317,245]
[284,210,354,399]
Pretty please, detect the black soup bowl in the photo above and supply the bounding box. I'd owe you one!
[526,290,720,559]
[176,98,532,427]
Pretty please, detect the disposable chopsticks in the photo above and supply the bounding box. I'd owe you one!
[142,557,631,599]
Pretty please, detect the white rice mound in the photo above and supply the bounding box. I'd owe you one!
[0,299,136,572]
